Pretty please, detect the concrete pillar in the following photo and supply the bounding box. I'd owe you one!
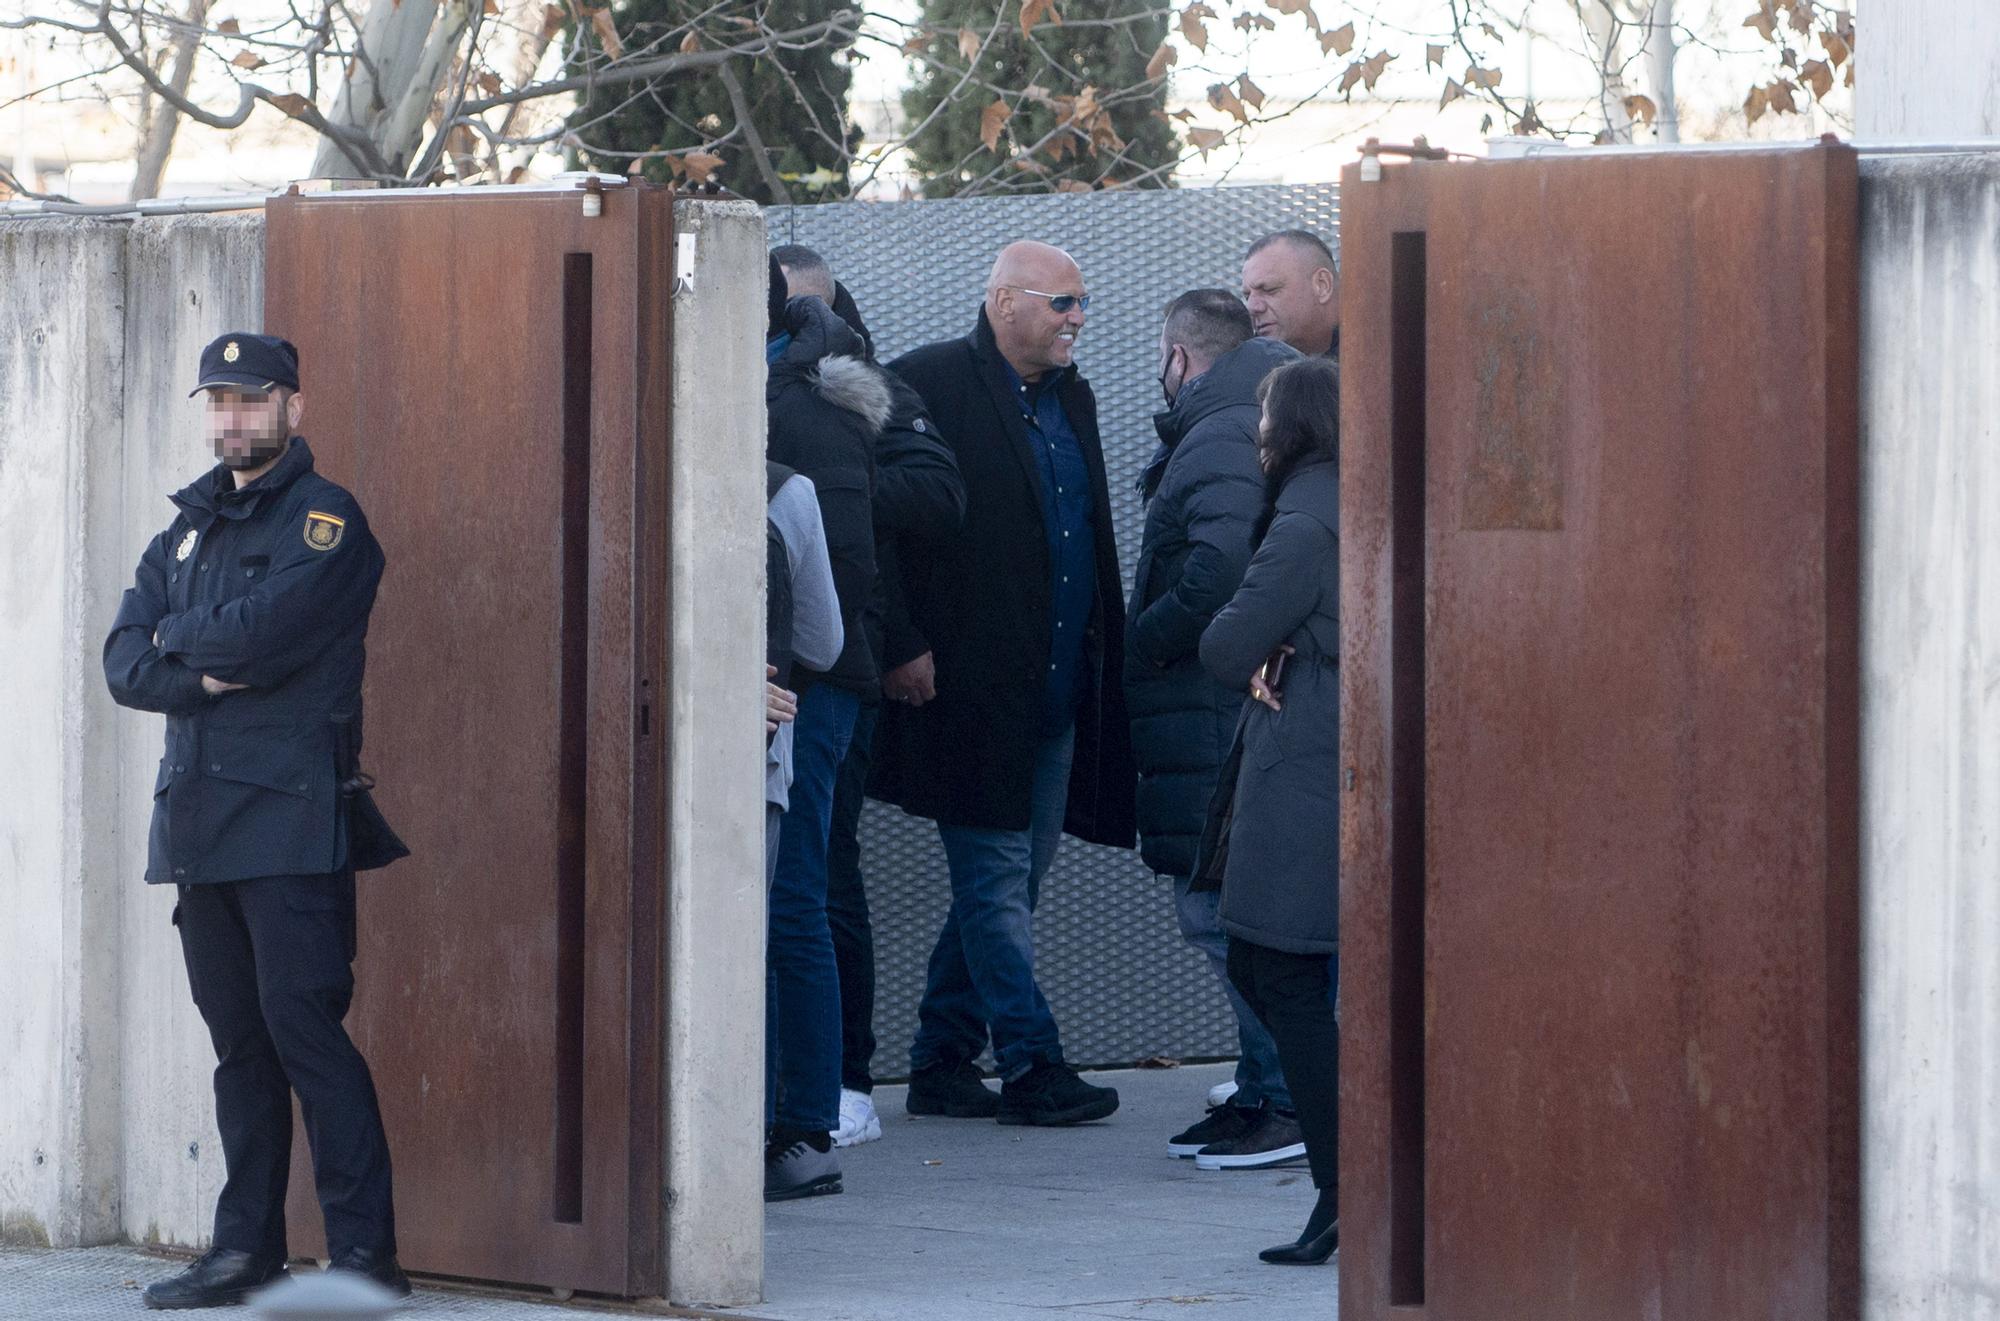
[1859,157,2000,1319]
[113,216,265,1250]
[660,197,768,1308]
[0,218,129,1247]
[1860,2,2000,139]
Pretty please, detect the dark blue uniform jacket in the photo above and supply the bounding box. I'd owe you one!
[103,438,384,885]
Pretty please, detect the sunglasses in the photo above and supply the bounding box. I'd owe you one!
[1007,286,1092,314]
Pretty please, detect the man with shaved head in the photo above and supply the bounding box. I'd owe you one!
[870,241,1136,1127]
[1242,229,1340,359]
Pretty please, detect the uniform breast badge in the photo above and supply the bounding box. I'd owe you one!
[304,511,347,552]
[176,529,198,562]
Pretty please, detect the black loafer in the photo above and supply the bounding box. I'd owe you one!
[329,1246,412,1298]
[142,1247,287,1310]
[1260,1219,1338,1265]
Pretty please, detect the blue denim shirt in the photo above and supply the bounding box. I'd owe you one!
[1003,360,1097,734]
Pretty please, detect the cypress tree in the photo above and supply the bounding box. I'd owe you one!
[901,0,1178,197]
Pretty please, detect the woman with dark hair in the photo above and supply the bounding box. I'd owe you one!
[1194,356,1342,1264]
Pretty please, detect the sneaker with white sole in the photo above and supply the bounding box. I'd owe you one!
[1167,1102,1261,1158]
[765,1135,842,1201]
[1207,1079,1240,1109]
[833,1088,882,1147]
[1194,1108,1308,1170]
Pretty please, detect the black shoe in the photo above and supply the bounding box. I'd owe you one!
[1260,1219,1338,1264]
[764,1136,843,1202]
[997,1061,1120,1126]
[1194,1108,1309,1170]
[142,1247,287,1310]
[1167,1102,1263,1158]
[907,1059,1001,1118]
[328,1246,412,1298]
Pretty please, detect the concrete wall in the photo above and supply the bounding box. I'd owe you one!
[1860,2,2000,139]
[662,197,766,1308]
[0,218,128,1248]
[1859,156,2000,1321]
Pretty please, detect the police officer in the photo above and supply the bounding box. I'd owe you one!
[105,333,407,1309]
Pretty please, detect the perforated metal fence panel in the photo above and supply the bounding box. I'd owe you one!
[768,184,1340,1076]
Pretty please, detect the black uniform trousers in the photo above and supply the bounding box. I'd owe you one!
[1227,935,1339,1191]
[174,872,396,1260]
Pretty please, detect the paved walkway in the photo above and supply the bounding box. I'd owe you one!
[0,1064,1336,1321]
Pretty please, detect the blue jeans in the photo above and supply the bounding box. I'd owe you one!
[910,729,1073,1082]
[1173,873,1294,1112]
[767,683,859,1132]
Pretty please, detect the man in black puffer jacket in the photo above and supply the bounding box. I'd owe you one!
[762,259,890,1201]
[1125,289,1304,1169]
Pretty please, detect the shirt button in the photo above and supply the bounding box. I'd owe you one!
[297,783,309,793]
[210,763,222,773]
[198,564,209,573]
[244,570,256,579]
[168,573,177,584]
[173,764,185,774]
[173,867,186,877]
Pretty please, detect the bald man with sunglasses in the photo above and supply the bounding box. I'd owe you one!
[871,242,1137,1127]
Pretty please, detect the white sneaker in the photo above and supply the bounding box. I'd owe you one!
[1206,1079,1240,1109]
[833,1088,882,1147]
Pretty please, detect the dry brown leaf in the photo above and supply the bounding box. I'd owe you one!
[1208,82,1248,123]
[1262,0,1320,33]
[1020,0,1059,38]
[979,97,1012,153]
[1146,42,1175,81]
[1186,125,1227,156]
[230,50,265,70]
[901,29,930,56]
[475,70,502,95]
[1786,0,1812,33]
[1236,74,1265,110]
[1767,78,1798,114]
[1326,21,1354,56]
[267,92,312,118]
[1055,179,1092,193]
[539,3,565,39]
[958,27,980,61]
[1439,77,1464,110]
[1823,30,1849,68]
[1234,13,1275,31]
[216,17,240,33]
[1744,84,1770,124]
[1623,93,1656,125]
[1179,3,1214,52]
[1743,6,1778,42]
[482,0,498,14]
[1465,64,1501,90]
[1427,43,1445,69]
[1168,108,1195,122]
[589,7,623,58]
[679,29,700,53]
[1360,50,1393,90]
[681,150,724,183]
[1337,59,1363,96]
[1800,57,1833,99]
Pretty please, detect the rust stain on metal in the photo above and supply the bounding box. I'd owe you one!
[1463,293,1564,530]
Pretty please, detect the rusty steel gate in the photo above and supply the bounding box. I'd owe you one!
[1338,143,1861,1319]
[264,184,675,1296]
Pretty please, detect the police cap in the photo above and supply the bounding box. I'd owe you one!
[190,333,301,397]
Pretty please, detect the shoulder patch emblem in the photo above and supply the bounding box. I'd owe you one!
[304,511,346,552]
[175,529,198,562]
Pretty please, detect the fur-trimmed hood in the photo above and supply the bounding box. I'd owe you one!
[811,355,893,433]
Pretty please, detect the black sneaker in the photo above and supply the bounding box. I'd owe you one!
[1167,1102,1263,1158]
[997,1061,1120,1126]
[1195,1107,1308,1170]
[764,1132,842,1202]
[907,1059,1001,1118]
